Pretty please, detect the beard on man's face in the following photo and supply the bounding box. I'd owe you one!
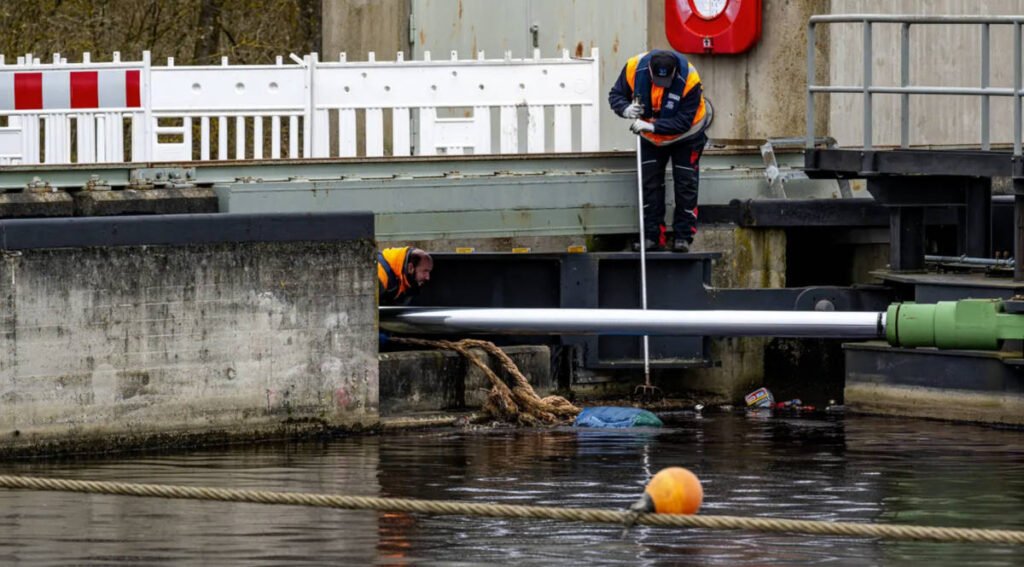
[408,279,423,293]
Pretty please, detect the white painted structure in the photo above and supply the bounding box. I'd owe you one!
[0,49,600,165]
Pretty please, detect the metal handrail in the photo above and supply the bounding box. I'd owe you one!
[806,14,1024,156]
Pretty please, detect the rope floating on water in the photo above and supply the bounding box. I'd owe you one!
[1,475,1022,545]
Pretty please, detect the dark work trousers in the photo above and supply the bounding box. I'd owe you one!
[639,133,707,245]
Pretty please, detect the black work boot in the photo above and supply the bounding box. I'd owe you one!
[671,237,691,253]
[632,238,661,252]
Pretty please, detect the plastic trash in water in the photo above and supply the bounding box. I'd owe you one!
[774,398,816,412]
[744,387,774,409]
[573,406,664,428]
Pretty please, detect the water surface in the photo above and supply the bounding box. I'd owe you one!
[0,413,1022,565]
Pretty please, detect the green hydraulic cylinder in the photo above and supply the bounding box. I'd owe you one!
[886,299,1024,350]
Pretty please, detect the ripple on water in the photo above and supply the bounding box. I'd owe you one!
[0,414,1021,565]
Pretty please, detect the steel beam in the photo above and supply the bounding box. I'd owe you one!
[889,207,926,272]
[0,148,814,191]
[806,148,1020,178]
[961,177,993,257]
[1016,184,1024,281]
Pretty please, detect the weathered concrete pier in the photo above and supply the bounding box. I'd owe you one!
[0,213,378,454]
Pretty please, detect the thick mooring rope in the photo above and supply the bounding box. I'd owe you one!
[390,337,580,425]
[0,475,1022,545]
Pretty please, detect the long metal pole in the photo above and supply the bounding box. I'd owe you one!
[635,133,651,385]
[381,308,886,339]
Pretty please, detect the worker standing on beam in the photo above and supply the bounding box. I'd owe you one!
[377,246,433,306]
[609,49,713,253]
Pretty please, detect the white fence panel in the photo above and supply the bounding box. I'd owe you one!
[314,48,598,156]
[0,117,22,164]
[149,61,308,161]
[0,49,599,165]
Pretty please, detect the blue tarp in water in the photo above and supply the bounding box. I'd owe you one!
[573,406,663,428]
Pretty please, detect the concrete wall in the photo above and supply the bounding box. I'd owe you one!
[682,226,787,402]
[378,345,552,415]
[0,236,378,454]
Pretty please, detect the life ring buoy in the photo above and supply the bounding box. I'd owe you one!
[666,0,762,55]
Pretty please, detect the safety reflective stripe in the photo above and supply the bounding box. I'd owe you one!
[378,252,399,295]
[98,70,126,107]
[625,53,643,92]
[13,73,42,110]
[0,73,12,110]
[70,71,99,108]
[683,64,701,96]
[641,98,712,146]
[42,71,70,109]
[125,70,140,107]
[0,70,141,110]
[651,86,664,112]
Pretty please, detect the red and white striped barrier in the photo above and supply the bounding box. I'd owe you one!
[0,69,141,111]
[0,49,600,165]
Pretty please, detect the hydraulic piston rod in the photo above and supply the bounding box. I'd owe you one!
[381,307,886,339]
[380,300,1024,351]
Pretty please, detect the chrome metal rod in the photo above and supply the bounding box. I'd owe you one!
[925,254,1015,267]
[380,308,886,339]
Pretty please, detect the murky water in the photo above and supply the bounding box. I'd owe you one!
[0,413,1022,565]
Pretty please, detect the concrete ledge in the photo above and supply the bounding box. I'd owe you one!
[0,191,75,218]
[379,345,552,415]
[0,213,378,456]
[74,188,219,216]
[845,341,1024,425]
[845,383,1024,426]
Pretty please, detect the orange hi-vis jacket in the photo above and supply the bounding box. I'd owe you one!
[613,50,711,146]
[377,247,413,305]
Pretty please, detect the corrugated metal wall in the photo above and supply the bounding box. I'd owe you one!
[326,0,1021,151]
[828,0,1024,148]
[409,0,647,151]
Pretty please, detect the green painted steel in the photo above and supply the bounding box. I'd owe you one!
[0,149,849,241]
[888,299,1024,350]
[0,149,821,190]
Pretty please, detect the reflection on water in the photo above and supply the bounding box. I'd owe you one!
[0,413,1021,565]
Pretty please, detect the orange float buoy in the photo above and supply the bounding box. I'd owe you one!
[638,467,703,515]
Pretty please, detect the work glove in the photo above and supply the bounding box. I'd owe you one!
[622,102,644,119]
[630,119,655,134]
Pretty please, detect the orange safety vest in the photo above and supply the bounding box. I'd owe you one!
[625,51,710,146]
[377,247,412,305]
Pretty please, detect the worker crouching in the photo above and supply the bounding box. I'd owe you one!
[377,246,433,306]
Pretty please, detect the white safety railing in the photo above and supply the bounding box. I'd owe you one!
[0,49,600,165]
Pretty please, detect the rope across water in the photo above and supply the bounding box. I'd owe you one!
[1,475,1022,545]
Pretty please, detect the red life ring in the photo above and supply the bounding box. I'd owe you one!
[666,0,762,55]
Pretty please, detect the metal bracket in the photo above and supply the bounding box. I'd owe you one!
[24,177,53,193]
[82,174,111,192]
[764,137,853,198]
[130,167,196,189]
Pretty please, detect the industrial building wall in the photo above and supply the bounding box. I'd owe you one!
[648,0,823,144]
[322,1,1014,150]
[406,0,647,152]
[828,0,1024,148]
[322,0,646,151]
